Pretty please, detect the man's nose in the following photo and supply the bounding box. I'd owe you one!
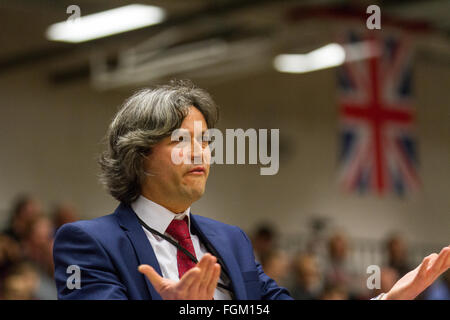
[191,138,203,164]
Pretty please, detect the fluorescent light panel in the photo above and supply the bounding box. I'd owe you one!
[46,4,165,43]
[273,43,346,74]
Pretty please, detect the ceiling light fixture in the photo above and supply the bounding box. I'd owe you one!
[46,4,166,43]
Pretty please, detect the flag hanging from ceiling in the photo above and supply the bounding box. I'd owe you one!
[337,30,420,196]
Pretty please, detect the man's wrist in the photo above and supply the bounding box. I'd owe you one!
[371,292,387,300]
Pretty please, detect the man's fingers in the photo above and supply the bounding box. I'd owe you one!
[193,254,212,283]
[200,255,216,288]
[187,254,215,298]
[443,245,450,269]
[138,264,164,292]
[197,253,212,270]
[207,263,221,297]
[418,254,433,273]
[186,267,203,298]
[432,246,450,274]
[194,254,213,284]
[178,266,202,289]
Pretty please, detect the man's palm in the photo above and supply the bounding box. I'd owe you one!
[138,253,221,300]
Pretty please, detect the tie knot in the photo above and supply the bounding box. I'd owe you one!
[165,217,191,242]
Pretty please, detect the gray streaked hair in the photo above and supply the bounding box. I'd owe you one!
[98,79,219,204]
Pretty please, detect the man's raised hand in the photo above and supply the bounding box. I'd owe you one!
[384,245,450,300]
[138,253,221,300]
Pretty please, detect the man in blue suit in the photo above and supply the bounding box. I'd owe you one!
[54,80,291,300]
[54,80,449,300]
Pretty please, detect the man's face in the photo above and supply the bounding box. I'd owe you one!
[142,106,211,211]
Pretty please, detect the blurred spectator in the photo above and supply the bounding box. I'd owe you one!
[289,252,322,300]
[3,195,42,242]
[22,214,54,275]
[21,214,57,299]
[305,216,329,255]
[52,202,79,232]
[0,234,22,276]
[386,233,411,277]
[320,284,349,300]
[0,196,58,300]
[323,232,354,289]
[0,262,39,300]
[251,223,277,263]
[259,249,290,287]
[424,270,450,300]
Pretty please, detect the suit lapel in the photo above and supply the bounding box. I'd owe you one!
[115,203,162,300]
[190,214,247,300]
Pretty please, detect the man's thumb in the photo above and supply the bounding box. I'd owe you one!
[138,264,163,290]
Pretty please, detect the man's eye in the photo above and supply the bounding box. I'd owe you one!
[170,139,189,147]
[171,132,190,143]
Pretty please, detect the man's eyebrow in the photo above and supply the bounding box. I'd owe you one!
[174,128,190,134]
[174,128,208,133]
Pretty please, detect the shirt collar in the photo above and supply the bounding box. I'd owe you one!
[131,195,191,235]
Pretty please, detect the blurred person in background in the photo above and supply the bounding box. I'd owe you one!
[386,233,411,277]
[0,234,22,277]
[289,252,322,300]
[0,262,39,300]
[259,249,290,288]
[251,223,277,263]
[22,215,54,275]
[2,194,42,242]
[52,203,79,232]
[320,284,349,300]
[323,231,356,297]
[21,214,57,299]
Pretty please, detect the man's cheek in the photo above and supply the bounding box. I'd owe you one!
[205,148,212,164]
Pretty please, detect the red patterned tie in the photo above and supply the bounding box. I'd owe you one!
[165,217,197,279]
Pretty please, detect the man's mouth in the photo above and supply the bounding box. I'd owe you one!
[187,166,206,175]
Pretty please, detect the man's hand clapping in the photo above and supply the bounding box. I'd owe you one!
[138,253,221,300]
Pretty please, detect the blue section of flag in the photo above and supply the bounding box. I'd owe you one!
[340,129,356,162]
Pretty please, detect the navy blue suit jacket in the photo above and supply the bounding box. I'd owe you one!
[53,203,292,300]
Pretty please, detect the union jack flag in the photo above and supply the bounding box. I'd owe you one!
[337,31,420,196]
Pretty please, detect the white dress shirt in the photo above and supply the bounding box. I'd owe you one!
[131,195,232,300]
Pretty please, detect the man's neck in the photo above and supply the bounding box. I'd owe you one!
[140,193,190,214]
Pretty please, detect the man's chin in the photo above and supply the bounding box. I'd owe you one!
[185,186,205,202]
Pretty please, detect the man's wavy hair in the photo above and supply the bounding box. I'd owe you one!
[98,80,219,204]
